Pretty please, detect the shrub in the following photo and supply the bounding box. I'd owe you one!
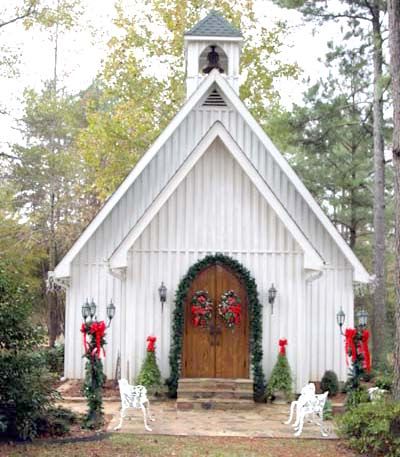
[136,351,162,394]
[41,344,64,376]
[323,399,333,420]
[0,260,59,440]
[375,372,393,391]
[320,370,339,397]
[345,386,369,411]
[35,407,77,437]
[338,400,400,457]
[266,353,293,401]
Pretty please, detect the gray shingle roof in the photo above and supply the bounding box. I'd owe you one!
[185,10,242,38]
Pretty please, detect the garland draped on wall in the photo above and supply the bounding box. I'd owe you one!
[166,253,266,401]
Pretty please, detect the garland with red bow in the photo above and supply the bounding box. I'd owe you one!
[279,338,288,355]
[81,320,107,358]
[147,336,156,352]
[218,290,241,329]
[191,290,213,327]
[345,327,371,373]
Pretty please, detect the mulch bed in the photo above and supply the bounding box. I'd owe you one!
[59,380,119,398]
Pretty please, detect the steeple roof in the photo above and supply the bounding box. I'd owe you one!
[185,10,242,38]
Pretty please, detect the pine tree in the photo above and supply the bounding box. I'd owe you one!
[136,337,162,394]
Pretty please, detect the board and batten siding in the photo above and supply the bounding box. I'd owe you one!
[64,97,353,387]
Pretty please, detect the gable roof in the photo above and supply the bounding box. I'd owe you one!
[108,121,324,272]
[54,69,371,283]
[185,10,242,38]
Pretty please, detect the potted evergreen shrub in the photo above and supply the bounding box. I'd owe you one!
[321,370,339,397]
[266,339,293,403]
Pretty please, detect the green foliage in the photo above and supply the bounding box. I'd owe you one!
[375,372,393,391]
[266,353,293,401]
[338,400,400,457]
[321,370,339,397]
[0,260,60,440]
[136,351,162,394]
[345,387,369,411]
[323,399,333,421]
[40,344,65,376]
[35,406,77,437]
[167,253,265,401]
[0,352,59,440]
[82,357,106,429]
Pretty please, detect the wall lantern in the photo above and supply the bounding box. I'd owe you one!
[268,283,277,314]
[81,298,116,327]
[158,282,167,313]
[336,307,346,335]
[356,308,368,328]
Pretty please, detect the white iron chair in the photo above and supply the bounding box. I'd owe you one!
[284,382,316,427]
[293,391,329,437]
[114,379,155,432]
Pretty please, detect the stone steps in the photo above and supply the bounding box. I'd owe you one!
[177,378,255,410]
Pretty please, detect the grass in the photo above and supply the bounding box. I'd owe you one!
[0,434,357,457]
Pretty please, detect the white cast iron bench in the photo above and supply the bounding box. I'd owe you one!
[114,378,155,432]
[285,383,329,437]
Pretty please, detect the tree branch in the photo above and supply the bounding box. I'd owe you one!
[0,2,37,29]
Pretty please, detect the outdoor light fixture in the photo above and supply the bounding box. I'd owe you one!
[106,299,116,325]
[336,307,346,335]
[89,299,97,319]
[268,284,277,314]
[356,308,368,328]
[82,298,116,327]
[81,299,90,321]
[158,282,167,313]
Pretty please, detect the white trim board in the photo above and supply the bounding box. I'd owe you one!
[108,121,324,272]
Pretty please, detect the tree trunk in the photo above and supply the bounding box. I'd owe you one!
[388,0,400,401]
[371,3,386,369]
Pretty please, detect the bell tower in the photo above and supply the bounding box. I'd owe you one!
[184,10,243,99]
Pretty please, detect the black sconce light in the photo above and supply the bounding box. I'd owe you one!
[356,308,368,328]
[268,283,277,314]
[158,282,167,313]
[81,298,116,327]
[336,307,346,335]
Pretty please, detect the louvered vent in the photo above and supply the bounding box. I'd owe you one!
[202,89,227,107]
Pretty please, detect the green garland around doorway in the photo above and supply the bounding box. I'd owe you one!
[166,253,266,401]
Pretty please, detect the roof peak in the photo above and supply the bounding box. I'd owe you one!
[185,10,242,38]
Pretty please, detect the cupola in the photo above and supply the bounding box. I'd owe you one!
[184,10,243,99]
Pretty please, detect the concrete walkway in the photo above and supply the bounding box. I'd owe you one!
[100,400,337,439]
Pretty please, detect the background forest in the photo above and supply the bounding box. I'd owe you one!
[0,0,395,365]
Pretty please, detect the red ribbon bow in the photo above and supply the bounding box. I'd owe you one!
[345,328,357,364]
[279,338,288,355]
[147,336,156,352]
[81,323,88,353]
[89,321,106,358]
[229,304,241,324]
[360,329,371,373]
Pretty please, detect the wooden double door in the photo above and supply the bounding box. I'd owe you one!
[182,264,249,378]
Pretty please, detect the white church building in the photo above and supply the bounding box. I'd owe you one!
[53,11,370,398]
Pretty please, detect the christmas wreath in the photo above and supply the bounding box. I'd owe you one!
[191,290,213,327]
[218,290,241,329]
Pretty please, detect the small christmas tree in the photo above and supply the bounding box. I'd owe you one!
[266,338,293,402]
[136,336,162,395]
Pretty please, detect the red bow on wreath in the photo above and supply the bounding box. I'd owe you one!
[345,328,357,364]
[279,338,288,355]
[147,336,156,352]
[90,321,106,358]
[229,305,241,324]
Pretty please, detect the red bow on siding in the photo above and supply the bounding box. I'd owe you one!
[279,338,288,355]
[147,336,157,352]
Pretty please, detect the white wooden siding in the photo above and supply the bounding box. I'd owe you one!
[64,100,353,387]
